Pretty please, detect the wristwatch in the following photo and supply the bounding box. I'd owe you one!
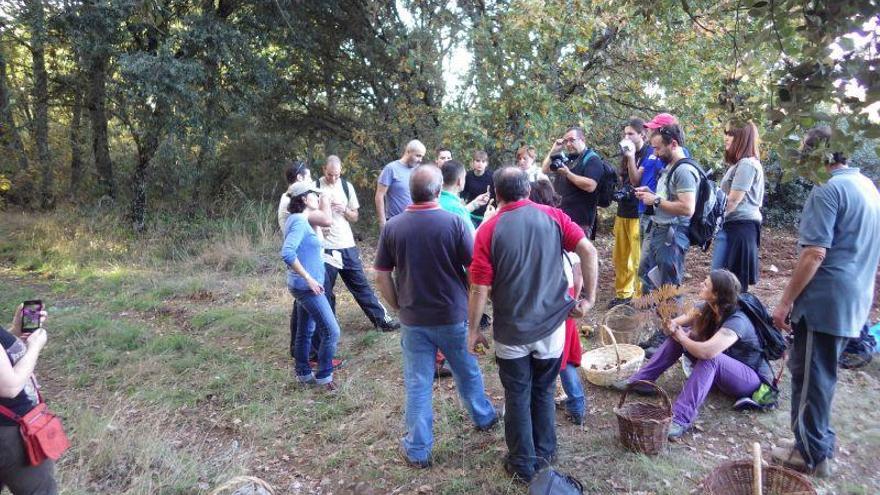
[653,196,662,208]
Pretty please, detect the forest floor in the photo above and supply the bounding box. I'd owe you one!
[0,210,878,495]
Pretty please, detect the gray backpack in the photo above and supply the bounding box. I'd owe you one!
[528,469,583,495]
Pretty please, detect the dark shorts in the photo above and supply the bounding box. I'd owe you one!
[0,425,58,494]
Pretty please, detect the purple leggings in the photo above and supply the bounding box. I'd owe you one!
[628,337,762,426]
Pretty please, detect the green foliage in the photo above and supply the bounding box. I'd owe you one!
[0,0,877,222]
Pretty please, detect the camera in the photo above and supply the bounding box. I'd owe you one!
[549,154,571,172]
[612,185,636,203]
[619,139,635,155]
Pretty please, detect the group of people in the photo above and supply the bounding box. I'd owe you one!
[277,115,879,485]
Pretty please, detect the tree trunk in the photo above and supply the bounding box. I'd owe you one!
[28,0,53,209]
[87,51,115,199]
[0,49,29,171]
[69,91,83,199]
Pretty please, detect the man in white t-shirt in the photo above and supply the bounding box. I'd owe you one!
[317,155,399,331]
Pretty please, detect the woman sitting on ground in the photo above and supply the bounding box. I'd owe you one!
[619,269,771,439]
[0,304,57,493]
[281,182,341,392]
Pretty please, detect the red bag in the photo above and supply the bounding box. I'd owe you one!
[0,401,70,466]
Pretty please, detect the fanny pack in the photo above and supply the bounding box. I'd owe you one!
[0,397,70,466]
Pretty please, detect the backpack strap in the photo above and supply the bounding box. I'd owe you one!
[0,403,21,423]
[664,158,705,191]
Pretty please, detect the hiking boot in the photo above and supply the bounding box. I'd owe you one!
[564,411,585,426]
[502,459,533,484]
[639,331,667,359]
[770,445,834,478]
[607,297,632,309]
[840,352,872,369]
[376,316,400,332]
[475,415,499,432]
[399,444,431,469]
[667,422,689,440]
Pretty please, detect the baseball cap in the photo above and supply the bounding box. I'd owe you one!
[287,181,322,198]
[644,113,679,129]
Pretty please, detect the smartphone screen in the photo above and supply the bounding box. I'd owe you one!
[21,300,42,333]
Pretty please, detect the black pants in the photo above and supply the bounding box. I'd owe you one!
[0,426,57,495]
[323,246,387,325]
[789,318,849,468]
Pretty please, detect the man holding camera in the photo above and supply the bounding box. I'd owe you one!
[634,124,698,294]
[541,126,606,237]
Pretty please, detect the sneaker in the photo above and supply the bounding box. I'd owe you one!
[733,397,762,411]
[667,422,688,440]
[434,360,453,379]
[321,381,339,394]
[309,358,346,371]
[502,459,533,484]
[399,444,431,469]
[376,316,400,332]
[770,445,834,478]
[607,297,632,309]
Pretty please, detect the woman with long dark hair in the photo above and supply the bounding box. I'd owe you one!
[619,270,771,439]
[712,122,765,291]
[281,182,341,392]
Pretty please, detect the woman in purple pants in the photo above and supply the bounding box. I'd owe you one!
[620,269,771,439]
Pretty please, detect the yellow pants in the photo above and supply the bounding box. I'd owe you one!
[613,216,641,299]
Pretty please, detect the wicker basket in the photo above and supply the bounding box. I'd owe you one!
[614,380,672,455]
[703,460,815,495]
[602,304,645,345]
[580,325,645,387]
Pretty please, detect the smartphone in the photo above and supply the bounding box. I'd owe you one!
[21,300,43,333]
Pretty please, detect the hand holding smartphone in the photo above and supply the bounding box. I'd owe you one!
[21,300,43,334]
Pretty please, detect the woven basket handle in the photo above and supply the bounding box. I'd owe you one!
[617,380,672,415]
[598,324,622,367]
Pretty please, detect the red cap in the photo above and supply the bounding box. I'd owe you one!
[644,113,679,129]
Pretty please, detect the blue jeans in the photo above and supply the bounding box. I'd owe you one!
[710,228,728,270]
[558,365,585,418]
[291,289,340,384]
[399,322,497,462]
[496,354,561,479]
[638,222,690,294]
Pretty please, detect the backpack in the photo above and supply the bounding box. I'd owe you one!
[577,149,618,208]
[315,177,351,202]
[665,158,725,251]
[738,292,787,361]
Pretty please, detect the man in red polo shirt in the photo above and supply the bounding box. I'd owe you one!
[467,167,598,483]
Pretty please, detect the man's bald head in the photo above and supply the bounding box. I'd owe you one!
[402,139,426,166]
[410,164,442,203]
[493,166,530,203]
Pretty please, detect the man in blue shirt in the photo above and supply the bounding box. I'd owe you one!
[375,140,426,231]
[771,126,880,477]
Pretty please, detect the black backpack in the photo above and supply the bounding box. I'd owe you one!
[738,292,787,361]
[578,149,618,208]
[665,158,725,251]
